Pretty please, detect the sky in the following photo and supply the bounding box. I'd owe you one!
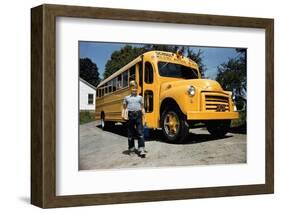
[79,41,242,80]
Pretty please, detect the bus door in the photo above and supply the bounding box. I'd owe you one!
[142,61,156,128]
[137,61,143,96]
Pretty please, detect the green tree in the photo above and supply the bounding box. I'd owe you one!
[216,49,247,129]
[79,58,101,87]
[186,48,206,78]
[103,44,207,80]
[216,49,246,97]
[103,45,146,79]
[144,44,180,52]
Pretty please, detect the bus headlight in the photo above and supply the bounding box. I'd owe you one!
[232,93,236,101]
[187,85,196,97]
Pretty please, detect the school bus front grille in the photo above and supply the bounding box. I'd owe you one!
[203,93,230,112]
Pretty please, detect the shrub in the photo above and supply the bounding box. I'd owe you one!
[80,111,95,124]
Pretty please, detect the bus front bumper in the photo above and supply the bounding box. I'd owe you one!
[187,111,239,120]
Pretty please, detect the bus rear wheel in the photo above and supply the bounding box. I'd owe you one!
[101,115,105,129]
[206,120,231,137]
[160,108,189,143]
[101,113,113,130]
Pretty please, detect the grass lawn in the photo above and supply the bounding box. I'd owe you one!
[80,111,95,124]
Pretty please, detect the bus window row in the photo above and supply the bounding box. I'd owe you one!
[97,66,136,98]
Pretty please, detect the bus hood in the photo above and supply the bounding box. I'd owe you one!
[161,79,225,92]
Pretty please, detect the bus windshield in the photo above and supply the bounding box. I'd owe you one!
[158,62,199,79]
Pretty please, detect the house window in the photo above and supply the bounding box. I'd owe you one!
[88,94,94,104]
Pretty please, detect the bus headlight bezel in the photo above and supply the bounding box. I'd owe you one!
[232,93,236,101]
[187,85,196,97]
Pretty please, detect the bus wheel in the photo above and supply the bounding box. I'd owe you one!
[101,115,106,130]
[206,120,231,137]
[101,114,113,130]
[160,108,189,143]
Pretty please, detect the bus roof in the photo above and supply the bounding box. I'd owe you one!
[98,55,142,88]
[97,50,199,88]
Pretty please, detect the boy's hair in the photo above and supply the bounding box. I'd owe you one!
[129,80,138,89]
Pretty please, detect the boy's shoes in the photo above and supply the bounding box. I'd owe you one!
[138,147,146,158]
[128,147,147,158]
[128,147,137,156]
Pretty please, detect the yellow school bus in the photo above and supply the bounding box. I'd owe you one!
[95,50,239,143]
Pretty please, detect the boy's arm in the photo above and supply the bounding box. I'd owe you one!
[123,96,127,109]
[122,97,128,120]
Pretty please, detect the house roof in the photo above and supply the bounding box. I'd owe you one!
[80,78,97,90]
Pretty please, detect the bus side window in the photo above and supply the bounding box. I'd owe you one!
[145,62,153,84]
[129,66,136,82]
[122,71,128,88]
[108,80,112,93]
[117,75,122,90]
[104,83,108,94]
[101,88,104,97]
[112,78,117,92]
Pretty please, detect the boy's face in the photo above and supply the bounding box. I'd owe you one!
[131,87,137,96]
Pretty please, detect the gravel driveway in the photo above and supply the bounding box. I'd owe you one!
[79,121,246,170]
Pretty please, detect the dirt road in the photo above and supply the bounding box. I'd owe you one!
[79,121,246,170]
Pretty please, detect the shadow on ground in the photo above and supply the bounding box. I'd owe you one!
[229,124,247,134]
[97,123,233,145]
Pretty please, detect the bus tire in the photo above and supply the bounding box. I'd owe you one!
[160,107,189,143]
[100,113,113,130]
[206,120,231,137]
[101,114,106,130]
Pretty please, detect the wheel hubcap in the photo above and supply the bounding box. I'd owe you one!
[101,118,105,128]
[164,112,180,137]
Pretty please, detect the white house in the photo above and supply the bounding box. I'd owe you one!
[80,78,96,111]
